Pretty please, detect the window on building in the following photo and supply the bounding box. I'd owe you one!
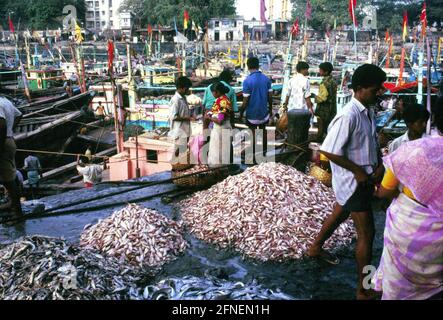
[102,21,106,26]
[87,1,93,8]
[102,0,105,5]
[146,150,158,163]
[215,21,220,28]
[110,10,113,16]
[95,1,99,8]
[96,22,100,28]
[110,21,114,27]
[102,11,105,16]
[234,21,237,27]
[109,0,112,7]
[95,11,99,17]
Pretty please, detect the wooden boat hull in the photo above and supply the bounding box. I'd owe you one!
[21,91,94,118]
[13,111,90,168]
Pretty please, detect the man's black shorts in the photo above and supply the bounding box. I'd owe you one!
[343,183,375,212]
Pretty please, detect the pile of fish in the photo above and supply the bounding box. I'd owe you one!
[0,236,145,300]
[131,276,295,300]
[180,162,356,262]
[80,204,188,269]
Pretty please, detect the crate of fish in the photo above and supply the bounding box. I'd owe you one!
[172,165,230,189]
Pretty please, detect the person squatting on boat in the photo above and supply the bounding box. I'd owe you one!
[76,155,107,189]
[0,96,23,218]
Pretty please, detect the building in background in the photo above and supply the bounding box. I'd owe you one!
[208,17,245,41]
[85,0,133,35]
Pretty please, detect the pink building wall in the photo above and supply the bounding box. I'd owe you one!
[109,137,174,181]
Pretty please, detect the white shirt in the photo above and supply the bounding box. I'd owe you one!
[321,98,380,205]
[286,73,311,111]
[77,165,104,184]
[388,132,409,154]
[169,92,191,140]
[0,97,22,138]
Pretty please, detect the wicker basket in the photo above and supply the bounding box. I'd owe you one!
[172,166,229,188]
[171,151,193,171]
[309,165,332,187]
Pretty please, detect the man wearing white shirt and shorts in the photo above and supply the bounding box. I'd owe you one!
[307,64,387,300]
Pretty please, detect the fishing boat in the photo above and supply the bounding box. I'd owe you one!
[18,91,94,118]
[13,111,86,166]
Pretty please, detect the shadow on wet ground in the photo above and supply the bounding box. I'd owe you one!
[0,172,386,300]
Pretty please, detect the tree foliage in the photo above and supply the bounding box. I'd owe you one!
[1,0,85,31]
[121,0,236,29]
[290,0,443,32]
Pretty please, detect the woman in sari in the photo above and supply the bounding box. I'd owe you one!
[206,82,233,167]
[373,106,443,300]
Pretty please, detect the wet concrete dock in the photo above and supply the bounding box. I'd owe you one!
[0,171,387,300]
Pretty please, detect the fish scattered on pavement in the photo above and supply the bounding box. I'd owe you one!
[0,236,146,300]
[131,276,295,300]
[80,204,188,269]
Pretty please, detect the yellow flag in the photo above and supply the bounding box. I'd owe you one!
[75,20,84,44]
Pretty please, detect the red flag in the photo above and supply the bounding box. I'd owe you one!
[8,15,15,33]
[291,18,300,36]
[420,2,427,37]
[107,40,114,73]
[147,24,153,35]
[402,11,408,42]
[349,0,357,27]
[306,0,312,20]
[184,10,190,29]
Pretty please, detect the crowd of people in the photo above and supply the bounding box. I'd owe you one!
[1,55,442,300]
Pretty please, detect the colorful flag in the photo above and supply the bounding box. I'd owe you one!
[349,0,357,27]
[184,10,190,29]
[291,18,300,36]
[147,24,153,35]
[107,40,115,73]
[260,0,267,23]
[420,2,427,38]
[306,0,312,20]
[74,20,84,44]
[402,11,408,42]
[8,15,15,33]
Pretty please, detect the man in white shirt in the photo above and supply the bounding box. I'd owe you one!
[388,103,430,153]
[76,155,107,189]
[307,64,387,300]
[169,77,195,162]
[283,61,314,115]
[0,96,23,217]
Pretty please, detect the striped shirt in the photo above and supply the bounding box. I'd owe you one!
[321,98,380,205]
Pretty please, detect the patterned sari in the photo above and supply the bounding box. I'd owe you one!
[373,136,443,300]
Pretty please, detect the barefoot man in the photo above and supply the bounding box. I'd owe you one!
[307,64,387,300]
